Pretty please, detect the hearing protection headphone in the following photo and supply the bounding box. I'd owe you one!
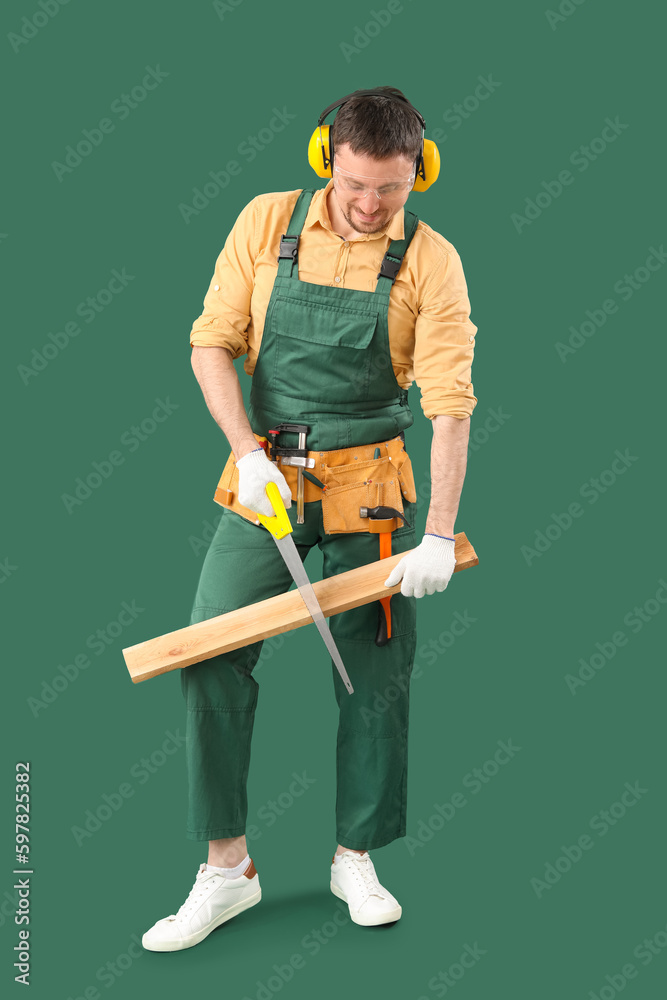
[307,89,440,192]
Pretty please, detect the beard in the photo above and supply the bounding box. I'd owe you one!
[340,200,389,235]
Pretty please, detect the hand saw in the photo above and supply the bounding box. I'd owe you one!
[257,481,354,695]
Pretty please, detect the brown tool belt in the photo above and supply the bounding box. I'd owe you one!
[214,432,417,534]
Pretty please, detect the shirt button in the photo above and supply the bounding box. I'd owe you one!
[342,242,349,248]
[334,276,341,283]
[469,335,474,342]
[214,284,220,291]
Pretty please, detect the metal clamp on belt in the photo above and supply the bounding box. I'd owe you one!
[278,235,300,260]
[268,423,314,526]
[377,254,402,284]
[267,423,313,466]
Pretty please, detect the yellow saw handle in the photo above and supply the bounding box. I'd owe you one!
[256,481,293,540]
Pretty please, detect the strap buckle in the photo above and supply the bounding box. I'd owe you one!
[278,235,300,260]
[377,254,402,283]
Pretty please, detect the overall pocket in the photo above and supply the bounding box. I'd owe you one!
[271,295,378,403]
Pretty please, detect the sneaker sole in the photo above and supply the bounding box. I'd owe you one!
[330,880,402,926]
[143,884,262,952]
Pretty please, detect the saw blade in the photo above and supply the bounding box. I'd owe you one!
[273,534,354,695]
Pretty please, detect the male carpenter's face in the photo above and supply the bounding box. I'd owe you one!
[330,142,416,236]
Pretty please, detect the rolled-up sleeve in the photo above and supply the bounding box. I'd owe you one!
[189,197,259,356]
[413,246,478,420]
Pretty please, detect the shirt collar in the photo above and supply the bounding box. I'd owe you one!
[303,179,405,242]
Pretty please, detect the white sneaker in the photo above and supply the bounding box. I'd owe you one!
[142,859,261,952]
[330,851,402,926]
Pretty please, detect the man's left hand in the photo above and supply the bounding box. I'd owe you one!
[384,534,456,598]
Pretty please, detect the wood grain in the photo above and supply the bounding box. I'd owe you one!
[123,532,478,683]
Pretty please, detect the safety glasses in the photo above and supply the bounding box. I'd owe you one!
[332,164,415,200]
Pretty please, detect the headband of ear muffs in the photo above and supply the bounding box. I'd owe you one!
[307,88,440,191]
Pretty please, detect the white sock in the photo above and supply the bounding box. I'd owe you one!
[205,854,250,879]
[334,850,368,863]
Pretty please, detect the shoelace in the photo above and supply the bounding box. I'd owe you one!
[341,853,387,900]
[170,867,218,921]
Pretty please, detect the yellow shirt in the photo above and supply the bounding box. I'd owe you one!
[189,179,478,420]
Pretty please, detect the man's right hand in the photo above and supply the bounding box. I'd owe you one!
[235,447,293,518]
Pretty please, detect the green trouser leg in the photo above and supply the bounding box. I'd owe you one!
[321,499,417,851]
[181,499,417,850]
[181,504,320,841]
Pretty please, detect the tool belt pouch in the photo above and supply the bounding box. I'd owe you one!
[213,433,417,534]
[213,434,267,525]
[320,436,417,535]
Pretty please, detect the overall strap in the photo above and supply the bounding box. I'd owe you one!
[276,189,316,278]
[375,209,420,297]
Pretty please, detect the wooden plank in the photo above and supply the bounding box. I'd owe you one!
[123,532,478,684]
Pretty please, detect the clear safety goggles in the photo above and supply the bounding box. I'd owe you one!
[332,164,415,200]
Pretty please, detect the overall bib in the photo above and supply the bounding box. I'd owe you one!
[182,189,420,851]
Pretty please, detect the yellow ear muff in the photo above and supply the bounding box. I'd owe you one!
[412,139,440,192]
[307,122,441,190]
[308,125,332,178]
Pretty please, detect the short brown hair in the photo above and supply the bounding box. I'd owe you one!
[330,86,422,165]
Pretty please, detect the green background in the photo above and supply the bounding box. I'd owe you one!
[2,0,665,997]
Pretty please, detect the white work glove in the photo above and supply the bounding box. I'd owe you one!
[235,447,293,518]
[384,533,456,599]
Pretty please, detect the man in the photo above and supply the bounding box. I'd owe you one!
[142,86,477,952]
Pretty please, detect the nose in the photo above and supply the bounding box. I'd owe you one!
[358,189,380,210]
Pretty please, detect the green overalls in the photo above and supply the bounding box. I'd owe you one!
[182,189,420,851]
